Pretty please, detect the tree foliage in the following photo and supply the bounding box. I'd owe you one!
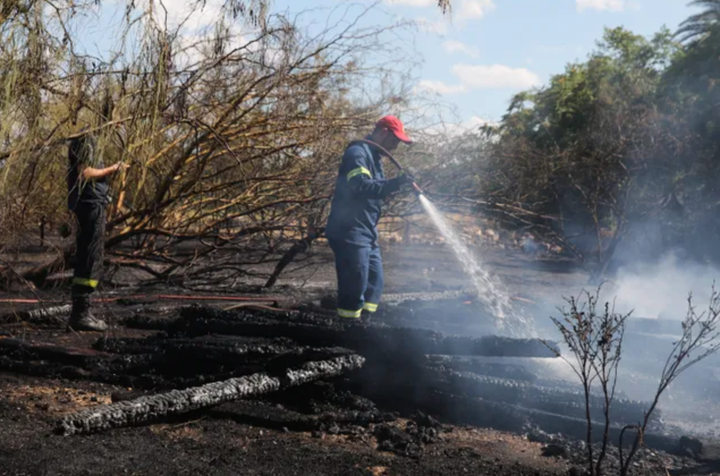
[0,1,422,286]
[441,3,720,273]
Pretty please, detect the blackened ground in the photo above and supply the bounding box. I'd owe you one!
[0,373,570,476]
[2,243,720,475]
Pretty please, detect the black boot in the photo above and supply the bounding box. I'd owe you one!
[360,310,373,323]
[69,296,108,331]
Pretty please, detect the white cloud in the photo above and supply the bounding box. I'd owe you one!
[576,0,627,12]
[453,63,541,89]
[415,63,540,97]
[414,80,467,95]
[456,0,496,21]
[443,40,480,59]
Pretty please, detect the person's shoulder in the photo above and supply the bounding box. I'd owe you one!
[344,141,370,160]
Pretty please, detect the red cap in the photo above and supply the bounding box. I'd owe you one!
[376,115,412,143]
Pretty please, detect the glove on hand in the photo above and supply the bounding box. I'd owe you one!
[398,169,415,186]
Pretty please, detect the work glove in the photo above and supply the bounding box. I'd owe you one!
[397,169,416,187]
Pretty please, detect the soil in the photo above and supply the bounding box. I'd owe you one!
[1,242,719,475]
[0,372,570,476]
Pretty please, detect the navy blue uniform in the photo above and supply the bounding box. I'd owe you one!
[67,135,109,298]
[326,138,403,318]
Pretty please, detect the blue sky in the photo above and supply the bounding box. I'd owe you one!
[272,0,697,130]
[80,0,699,131]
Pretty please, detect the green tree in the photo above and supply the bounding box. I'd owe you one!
[676,0,720,44]
[481,27,683,272]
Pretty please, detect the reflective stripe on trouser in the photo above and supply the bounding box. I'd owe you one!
[328,239,383,318]
[338,308,362,319]
[71,201,106,298]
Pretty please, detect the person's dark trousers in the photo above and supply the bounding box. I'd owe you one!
[71,201,106,302]
[328,239,383,319]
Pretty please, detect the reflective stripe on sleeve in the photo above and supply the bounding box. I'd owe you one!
[347,167,371,181]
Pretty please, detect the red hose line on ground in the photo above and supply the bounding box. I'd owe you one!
[0,295,281,304]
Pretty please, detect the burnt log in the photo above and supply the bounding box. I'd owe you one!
[169,306,559,358]
[0,338,109,366]
[424,355,537,382]
[344,359,655,428]
[381,290,476,304]
[430,369,656,426]
[1,335,358,390]
[678,436,720,461]
[0,305,71,325]
[264,227,324,289]
[93,335,299,358]
[57,353,365,435]
[211,399,395,432]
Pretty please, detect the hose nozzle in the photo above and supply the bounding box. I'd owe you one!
[411,182,424,196]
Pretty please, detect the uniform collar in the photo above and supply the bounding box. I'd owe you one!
[364,135,382,162]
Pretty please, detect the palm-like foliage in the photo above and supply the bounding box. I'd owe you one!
[437,0,452,14]
[676,0,720,44]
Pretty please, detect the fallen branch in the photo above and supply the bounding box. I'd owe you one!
[56,353,365,435]
[264,227,324,288]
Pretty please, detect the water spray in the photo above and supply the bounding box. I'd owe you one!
[355,139,532,336]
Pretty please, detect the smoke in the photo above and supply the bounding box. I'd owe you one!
[604,251,720,320]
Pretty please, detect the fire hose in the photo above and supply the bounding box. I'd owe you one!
[356,139,424,196]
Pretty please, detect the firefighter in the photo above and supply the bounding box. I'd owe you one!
[67,133,128,331]
[325,115,414,319]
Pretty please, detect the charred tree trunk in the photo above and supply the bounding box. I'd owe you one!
[264,227,324,288]
[168,306,560,358]
[57,353,365,435]
[0,305,72,325]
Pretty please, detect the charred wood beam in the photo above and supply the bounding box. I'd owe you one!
[424,355,537,382]
[210,399,395,432]
[431,369,657,426]
[93,335,298,358]
[1,335,358,390]
[56,354,365,435]
[169,306,560,358]
[0,305,71,325]
[0,355,94,381]
[264,227,324,289]
[380,290,477,304]
[93,336,358,379]
[0,338,110,366]
[343,360,655,430]
[377,315,497,337]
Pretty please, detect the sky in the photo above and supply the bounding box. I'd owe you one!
[271,0,697,131]
[79,0,699,132]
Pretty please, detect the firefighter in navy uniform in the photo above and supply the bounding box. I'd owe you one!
[325,115,414,319]
[67,133,128,331]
